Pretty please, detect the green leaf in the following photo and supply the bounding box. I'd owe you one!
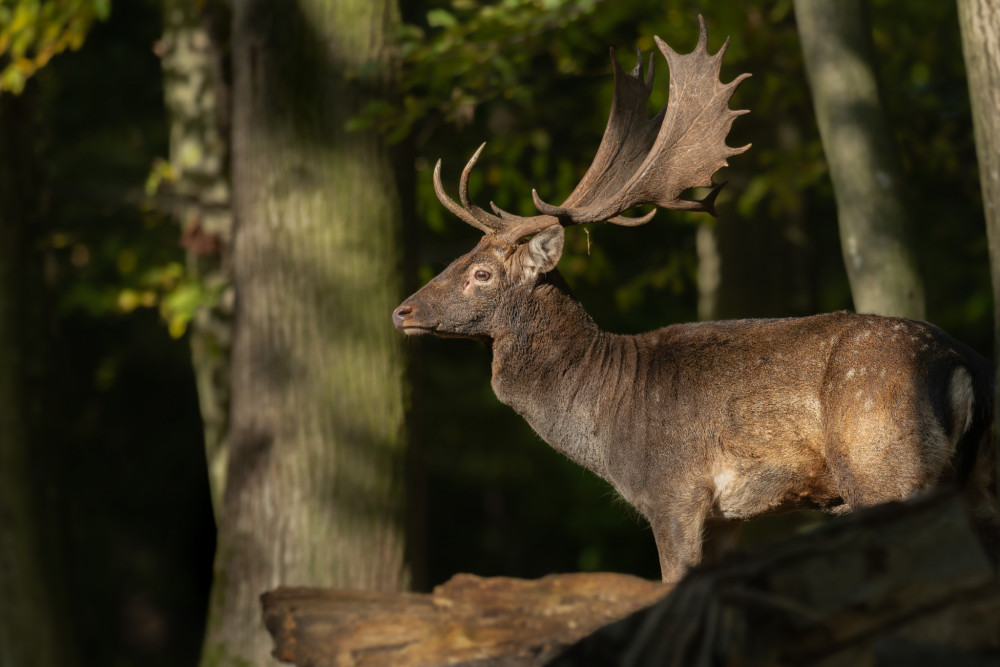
[93,0,111,21]
[427,8,457,28]
[345,115,373,132]
[737,175,770,218]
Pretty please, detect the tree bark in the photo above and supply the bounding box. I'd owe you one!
[0,93,70,667]
[160,0,233,521]
[794,0,926,318]
[201,1,415,664]
[957,0,1000,504]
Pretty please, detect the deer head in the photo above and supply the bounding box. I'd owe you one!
[393,16,750,340]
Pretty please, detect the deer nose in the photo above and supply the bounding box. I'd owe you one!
[393,305,414,329]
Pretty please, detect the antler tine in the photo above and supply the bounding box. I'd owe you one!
[458,142,486,210]
[489,201,529,222]
[433,144,560,242]
[433,159,492,233]
[533,15,750,225]
[696,12,710,54]
[459,144,515,230]
[630,47,655,88]
[433,147,507,234]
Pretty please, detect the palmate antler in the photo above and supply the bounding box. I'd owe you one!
[433,15,750,244]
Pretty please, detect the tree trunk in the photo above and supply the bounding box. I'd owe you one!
[160,0,233,521]
[0,93,71,667]
[794,0,925,319]
[201,1,415,664]
[957,0,1000,505]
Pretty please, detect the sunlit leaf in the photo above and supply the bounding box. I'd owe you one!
[94,0,111,21]
[0,0,112,94]
[9,4,35,34]
[168,313,190,339]
[427,8,457,28]
[1,65,26,93]
[117,289,139,313]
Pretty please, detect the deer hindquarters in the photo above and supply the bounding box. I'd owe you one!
[822,361,978,511]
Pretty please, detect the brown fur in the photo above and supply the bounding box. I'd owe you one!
[394,232,1000,582]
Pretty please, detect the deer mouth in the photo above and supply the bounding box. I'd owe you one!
[402,324,469,340]
[400,325,437,336]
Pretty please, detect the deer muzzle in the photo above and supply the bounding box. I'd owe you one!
[392,304,435,335]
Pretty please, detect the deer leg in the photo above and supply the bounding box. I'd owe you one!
[650,488,714,584]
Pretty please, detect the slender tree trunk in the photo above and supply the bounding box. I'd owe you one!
[794,0,925,318]
[160,0,233,521]
[201,1,415,664]
[957,0,1000,498]
[0,93,70,667]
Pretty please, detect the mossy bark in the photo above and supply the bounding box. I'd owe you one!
[794,0,925,319]
[160,0,234,521]
[200,1,415,664]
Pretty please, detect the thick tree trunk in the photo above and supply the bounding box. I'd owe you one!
[794,0,925,318]
[160,0,233,520]
[0,94,70,667]
[957,0,1000,503]
[200,1,415,664]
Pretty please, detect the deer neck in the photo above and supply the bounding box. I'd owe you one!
[489,275,621,476]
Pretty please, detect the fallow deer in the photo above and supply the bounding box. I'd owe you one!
[392,17,1000,582]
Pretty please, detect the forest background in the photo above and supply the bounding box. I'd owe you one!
[0,0,995,666]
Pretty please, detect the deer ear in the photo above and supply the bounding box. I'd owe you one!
[514,224,565,279]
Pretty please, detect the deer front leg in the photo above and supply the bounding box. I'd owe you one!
[649,488,714,583]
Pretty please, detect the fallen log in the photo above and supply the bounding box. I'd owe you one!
[261,571,670,667]
[262,491,1000,667]
[555,491,1000,666]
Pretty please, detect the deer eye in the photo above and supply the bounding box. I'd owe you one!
[474,269,491,281]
